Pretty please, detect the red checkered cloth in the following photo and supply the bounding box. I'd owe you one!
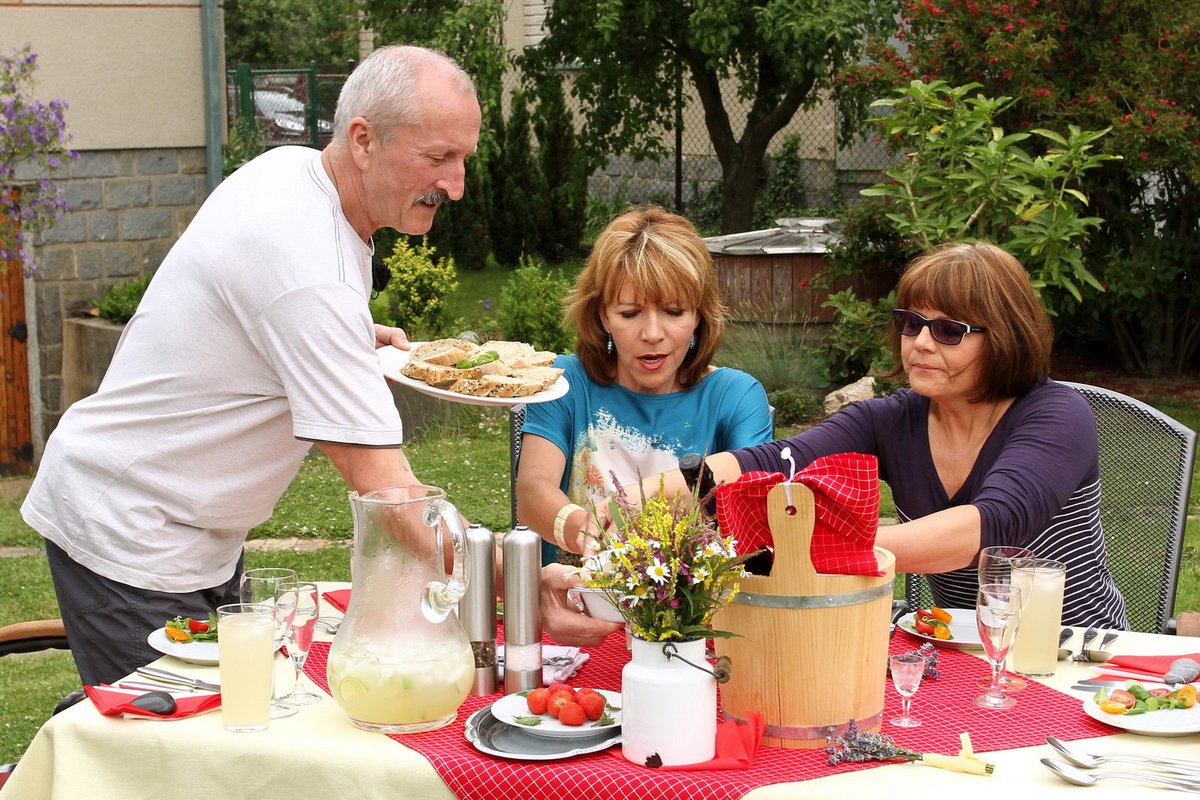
[304,625,1113,800]
[716,452,884,576]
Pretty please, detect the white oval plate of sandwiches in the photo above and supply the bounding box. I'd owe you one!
[379,339,569,407]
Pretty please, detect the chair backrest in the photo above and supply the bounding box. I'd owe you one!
[905,381,1197,634]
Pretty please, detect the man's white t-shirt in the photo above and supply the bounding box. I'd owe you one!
[23,146,404,592]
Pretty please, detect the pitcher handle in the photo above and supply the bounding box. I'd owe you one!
[421,500,469,623]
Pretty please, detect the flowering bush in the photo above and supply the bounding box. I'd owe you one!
[582,479,749,642]
[1,45,76,274]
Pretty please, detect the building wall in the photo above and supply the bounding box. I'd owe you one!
[2,0,212,457]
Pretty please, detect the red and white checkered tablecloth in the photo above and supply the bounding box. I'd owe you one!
[304,625,1113,800]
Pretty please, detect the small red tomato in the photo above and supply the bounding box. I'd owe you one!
[1148,688,1172,698]
[187,618,210,633]
[1109,689,1137,709]
[914,618,936,636]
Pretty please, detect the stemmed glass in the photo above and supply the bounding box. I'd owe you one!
[275,581,322,706]
[239,567,299,718]
[889,653,925,727]
[975,583,1023,709]
[976,546,1033,692]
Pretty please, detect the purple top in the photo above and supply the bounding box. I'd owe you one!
[732,378,1128,628]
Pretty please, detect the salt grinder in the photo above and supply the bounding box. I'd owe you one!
[501,524,542,694]
[460,522,497,696]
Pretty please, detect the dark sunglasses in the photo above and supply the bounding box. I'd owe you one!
[891,309,987,346]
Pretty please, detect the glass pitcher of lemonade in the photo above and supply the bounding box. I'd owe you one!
[326,485,475,733]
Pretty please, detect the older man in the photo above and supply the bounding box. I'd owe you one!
[23,46,617,686]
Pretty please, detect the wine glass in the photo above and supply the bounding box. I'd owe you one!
[976,546,1033,692]
[975,583,1023,709]
[275,581,322,706]
[888,653,925,727]
[239,567,299,718]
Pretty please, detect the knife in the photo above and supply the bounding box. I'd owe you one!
[135,666,221,692]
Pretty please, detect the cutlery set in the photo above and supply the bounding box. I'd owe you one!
[1060,628,1120,662]
[1042,737,1200,791]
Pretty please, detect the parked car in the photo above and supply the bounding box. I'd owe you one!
[229,85,332,145]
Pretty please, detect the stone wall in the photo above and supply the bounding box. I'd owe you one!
[26,147,209,453]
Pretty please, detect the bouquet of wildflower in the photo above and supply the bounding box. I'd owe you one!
[581,477,750,642]
[1,44,76,274]
[826,720,994,775]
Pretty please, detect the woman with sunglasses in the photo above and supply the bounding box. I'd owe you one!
[634,241,1128,628]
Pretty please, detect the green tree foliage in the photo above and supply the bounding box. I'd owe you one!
[491,91,547,266]
[862,80,1118,312]
[521,0,899,234]
[841,0,1200,373]
[224,0,359,66]
[530,69,587,263]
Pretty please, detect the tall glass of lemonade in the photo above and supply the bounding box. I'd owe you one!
[1009,558,1066,677]
[217,602,276,732]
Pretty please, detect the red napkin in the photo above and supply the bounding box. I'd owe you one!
[84,685,222,720]
[715,453,882,576]
[608,712,765,771]
[1101,652,1200,677]
[662,713,765,771]
[323,589,351,613]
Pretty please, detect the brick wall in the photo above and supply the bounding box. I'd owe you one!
[26,146,209,450]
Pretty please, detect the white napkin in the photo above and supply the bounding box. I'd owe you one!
[496,645,590,684]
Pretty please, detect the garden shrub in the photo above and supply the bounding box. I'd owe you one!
[380,237,459,338]
[95,272,153,324]
[496,258,574,353]
[819,288,896,386]
[767,386,826,427]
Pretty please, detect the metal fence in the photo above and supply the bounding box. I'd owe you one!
[227,63,352,149]
[225,64,886,213]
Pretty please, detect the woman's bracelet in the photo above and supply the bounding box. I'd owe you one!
[553,503,586,552]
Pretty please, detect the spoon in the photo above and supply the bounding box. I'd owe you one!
[1056,628,1073,661]
[1046,736,1200,775]
[1040,759,1200,791]
[128,690,178,716]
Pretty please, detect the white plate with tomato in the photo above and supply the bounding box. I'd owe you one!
[147,626,221,665]
[146,615,282,665]
[895,607,983,650]
[1082,683,1200,736]
[490,688,621,739]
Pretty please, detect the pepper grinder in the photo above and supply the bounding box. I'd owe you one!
[501,524,542,693]
[459,522,497,696]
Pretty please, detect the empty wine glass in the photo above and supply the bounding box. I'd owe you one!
[239,567,298,718]
[975,583,1023,709]
[889,653,925,727]
[275,581,322,706]
[977,546,1034,692]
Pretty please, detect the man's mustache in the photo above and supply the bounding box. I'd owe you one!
[415,190,450,206]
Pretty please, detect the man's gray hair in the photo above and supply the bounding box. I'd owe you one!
[332,45,476,145]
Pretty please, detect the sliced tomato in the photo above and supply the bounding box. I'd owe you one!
[187,617,210,634]
[914,618,936,636]
[915,608,934,622]
[930,606,952,623]
[1108,689,1137,709]
[1148,688,1172,698]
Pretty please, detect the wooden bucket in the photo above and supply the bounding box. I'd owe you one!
[712,482,895,749]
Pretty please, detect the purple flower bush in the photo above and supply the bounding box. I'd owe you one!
[1,44,77,274]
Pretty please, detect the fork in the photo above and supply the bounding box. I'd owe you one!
[1072,627,1099,661]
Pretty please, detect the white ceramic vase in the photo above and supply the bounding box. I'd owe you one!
[621,637,717,767]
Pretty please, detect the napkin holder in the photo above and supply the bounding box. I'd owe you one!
[712,482,895,749]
